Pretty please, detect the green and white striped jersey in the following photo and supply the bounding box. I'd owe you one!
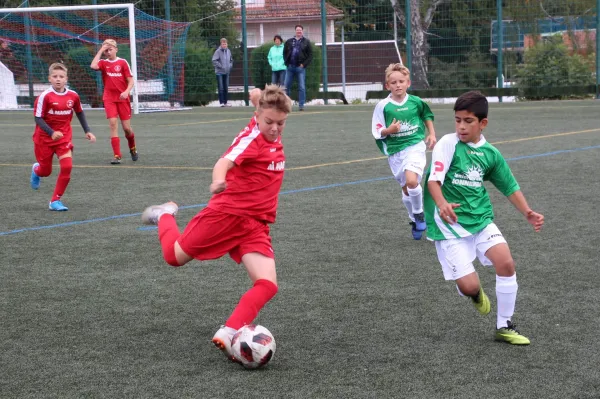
[371,94,434,156]
[423,133,520,240]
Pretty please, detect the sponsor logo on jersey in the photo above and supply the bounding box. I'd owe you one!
[467,150,484,156]
[107,72,123,77]
[267,160,285,171]
[270,148,276,152]
[452,164,483,187]
[487,233,503,240]
[396,107,408,111]
[48,109,73,115]
[389,121,418,137]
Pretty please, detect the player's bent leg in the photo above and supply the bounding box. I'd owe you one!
[121,119,138,161]
[242,252,277,284]
[455,273,481,297]
[484,243,515,277]
[48,153,73,211]
[216,254,278,362]
[456,273,490,315]
[223,253,278,323]
[171,240,194,267]
[405,171,426,233]
[30,162,41,190]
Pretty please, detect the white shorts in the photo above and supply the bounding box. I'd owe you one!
[434,223,507,281]
[388,141,426,187]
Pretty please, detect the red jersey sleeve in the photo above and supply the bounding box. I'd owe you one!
[122,60,133,78]
[73,93,83,113]
[223,117,260,165]
[33,94,47,118]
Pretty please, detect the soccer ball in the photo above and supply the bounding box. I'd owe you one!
[231,324,276,369]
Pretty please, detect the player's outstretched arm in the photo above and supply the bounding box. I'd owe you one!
[210,158,235,194]
[507,190,544,232]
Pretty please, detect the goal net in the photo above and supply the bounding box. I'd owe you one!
[0,4,191,113]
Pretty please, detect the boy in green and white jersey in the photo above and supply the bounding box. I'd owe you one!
[424,91,544,345]
[371,63,437,240]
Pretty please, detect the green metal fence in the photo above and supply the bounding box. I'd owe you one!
[1,0,598,108]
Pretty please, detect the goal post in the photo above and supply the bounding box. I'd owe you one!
[0,4,190,112]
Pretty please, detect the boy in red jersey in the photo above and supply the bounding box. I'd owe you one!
[30,62,96,211]
[141,85,291,363]
[90,39,138,164]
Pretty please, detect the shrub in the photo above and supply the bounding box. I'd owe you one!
[428,51,496,90]
[184,44,217,105]
[516,34,594,100]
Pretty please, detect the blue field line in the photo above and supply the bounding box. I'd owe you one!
[1,145,599,237]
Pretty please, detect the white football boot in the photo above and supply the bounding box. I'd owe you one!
[141,202,178,225]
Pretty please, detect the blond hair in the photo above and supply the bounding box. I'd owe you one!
[48,62,68,75]
[385,63,410,81]
[258,84,292,114]
[103,39,117,48]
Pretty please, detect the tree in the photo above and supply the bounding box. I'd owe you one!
[390,0,450,89]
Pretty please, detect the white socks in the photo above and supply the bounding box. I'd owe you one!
[407,185,423,214]
[496,274,518,329]
[402,191,415,222]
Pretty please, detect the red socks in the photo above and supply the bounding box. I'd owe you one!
[225,279,278,330]
[125,132,136,150]
[51,157,72,202]
[111,137,121,158]
[158,214,181,266]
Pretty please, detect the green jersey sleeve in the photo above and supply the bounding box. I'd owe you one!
[419,99,434,122]
[486,149,520,197]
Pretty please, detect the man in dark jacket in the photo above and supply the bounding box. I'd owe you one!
[283,25,312,111]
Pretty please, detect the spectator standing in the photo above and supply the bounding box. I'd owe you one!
[212,38,233,107]
[283,25,312,111]
[268,35,286,86]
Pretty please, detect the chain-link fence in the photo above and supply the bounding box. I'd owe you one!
[1,0,598,109]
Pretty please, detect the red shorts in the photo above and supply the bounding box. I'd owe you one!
[104,99,131,120]
[34,141,74,164]
[177,207,274,264]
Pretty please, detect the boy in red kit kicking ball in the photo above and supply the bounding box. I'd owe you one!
[30,62,96,211]
[90,39,138,164]
[141,85,291,363]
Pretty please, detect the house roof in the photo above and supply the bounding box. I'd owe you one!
[234,0,344,22]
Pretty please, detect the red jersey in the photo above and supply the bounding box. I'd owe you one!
[208,117,286,223]
[32,87,82,146]
[98,58,133,101]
